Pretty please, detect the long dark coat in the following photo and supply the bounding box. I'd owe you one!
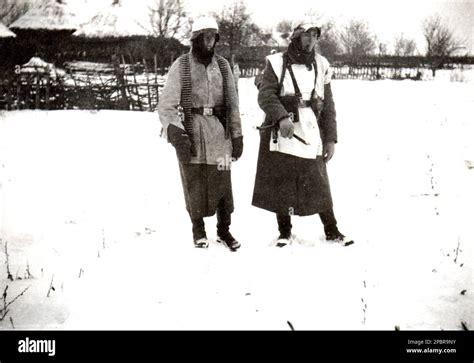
[158,52,241,220]
[252,54,338,216]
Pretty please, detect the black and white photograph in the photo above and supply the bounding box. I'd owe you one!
[0,0,473,358]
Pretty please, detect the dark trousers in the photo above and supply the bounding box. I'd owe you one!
[191,196,232,241]
[277,208,338,238]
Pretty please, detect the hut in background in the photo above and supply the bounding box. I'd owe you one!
[73,0,153,39]
[72,0,186,69]
[8,0,81,65]
[72,0,153,63]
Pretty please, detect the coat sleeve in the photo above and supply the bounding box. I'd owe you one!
[319,82,338,144]
[257,60,290,125]
[157,58,184,140]
[223,59,242,139]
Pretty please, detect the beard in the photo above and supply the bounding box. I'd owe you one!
[288,39,316,67]
[191,35,216,66]
[301,42,315,53]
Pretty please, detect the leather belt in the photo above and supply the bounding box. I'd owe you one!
[191,106,224,116]
[299,100,312,108]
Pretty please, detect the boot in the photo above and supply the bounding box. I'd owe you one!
[276,214,292,247]
[319,209,354,246]
[192,217,208,248]
[325,230,354,247]
[216,200,240,252]
[216,232,240,252]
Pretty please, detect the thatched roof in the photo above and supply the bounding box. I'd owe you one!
[9,0,80,31]
[19,57,66,78]
[0,22,16,38]
[73,0,153,38]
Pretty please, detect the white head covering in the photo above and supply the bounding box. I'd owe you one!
[290,16,322,40]
[191,16,219,40]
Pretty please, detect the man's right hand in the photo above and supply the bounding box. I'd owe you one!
[167,124,192,163]
[279,117,294,138]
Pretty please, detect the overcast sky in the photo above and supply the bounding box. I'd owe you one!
[66,0,474,54]
[188,0,474,54]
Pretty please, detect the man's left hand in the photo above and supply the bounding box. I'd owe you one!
[323,142,335,162]
[232,136,243,160]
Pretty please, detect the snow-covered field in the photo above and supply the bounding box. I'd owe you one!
[0,76,473,330]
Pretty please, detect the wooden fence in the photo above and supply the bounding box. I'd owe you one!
[0,57,164,112]
[240,65,424,81]
[0,73,59,110]
[0,64,426,112]
[239,67,262,78]
[2,58,467,111]
[331,65,423,80]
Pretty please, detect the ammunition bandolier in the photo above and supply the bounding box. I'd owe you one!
[179,53,232,156]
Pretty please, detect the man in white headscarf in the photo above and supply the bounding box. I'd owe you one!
[158,16,243,251]
[252,17,354,247]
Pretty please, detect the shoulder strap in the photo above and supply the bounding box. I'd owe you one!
[215,54,231,139]
[286,57,319,100]
[277,53,288,96]
[286,61,302,99]
[179,53,196,155]
[310,59,318,99]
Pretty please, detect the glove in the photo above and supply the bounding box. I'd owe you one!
[231,136,243,160]
[167,124,192,163]
[279,117,294,138]
[310,96,324,119]
[323,141,335,163]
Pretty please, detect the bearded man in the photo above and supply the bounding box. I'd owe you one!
[158,16,243,251]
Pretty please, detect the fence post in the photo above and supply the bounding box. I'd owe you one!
[143,58,152,111]
[113,55,129,110]
[154,54,158,82]
[129,56,142,111]
[35,74,40,110]
[16,77,21,110]
[6,78,12,110]
[25,76,32,109]
[45,73,50,110]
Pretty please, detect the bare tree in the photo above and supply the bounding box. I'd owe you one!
[393,33,417,56]
[317,20,341,59]
[0,0,31,26]
[149,0,188,40]
[340,19,377,59]
[256,27,277,47]
[215,0,264,58]
[276,19,292,43]
[422,14,463,57]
